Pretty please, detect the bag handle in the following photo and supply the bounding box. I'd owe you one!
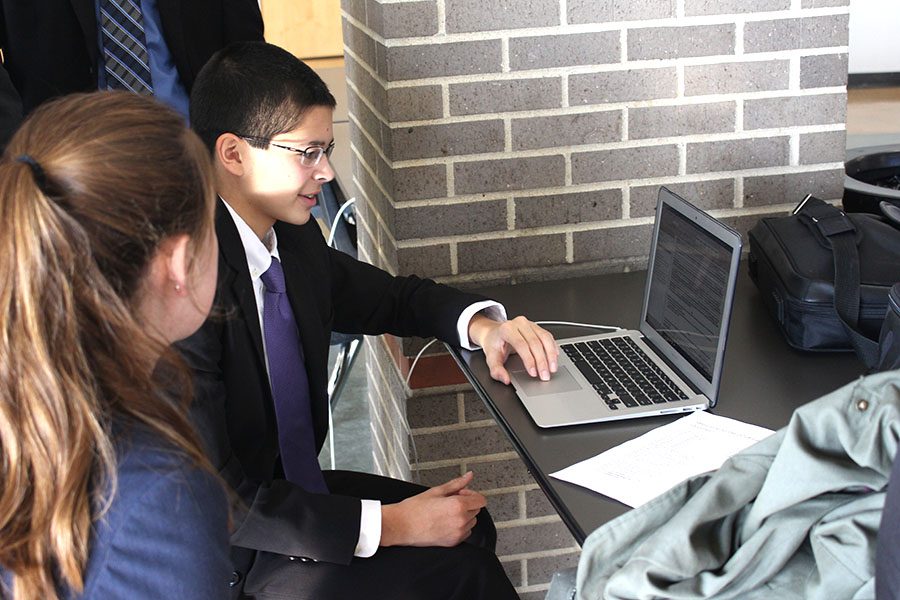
[798,196,880,368]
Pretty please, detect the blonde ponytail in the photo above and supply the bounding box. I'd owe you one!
[0,92,217,600]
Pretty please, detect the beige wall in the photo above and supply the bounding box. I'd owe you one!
[261,0,343,59]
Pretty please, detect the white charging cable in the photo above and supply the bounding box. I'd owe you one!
[400,320,620,481]
[403,321,622,388]
[535,320,623,331]
[403,338,437,482]
[326,197,356,248]
[325,197,356,470]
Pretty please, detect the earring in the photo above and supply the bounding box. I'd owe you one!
[174,283,182,292]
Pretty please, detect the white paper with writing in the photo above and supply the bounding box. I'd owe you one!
[550,411,775,508]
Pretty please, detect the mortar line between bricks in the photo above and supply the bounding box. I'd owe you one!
[503,118,512,152]
[501,37,510,73]
[350,172,399,269]
[369,7,850,49]
[388,92,847,128]
[400,197,831,255]
[365,49,850,89]
[431,259,642,286]
[343,96,392,177]
[389,130,845,176]
[411,419,500,435]
[390,141,844,185]
[350,192,376,242]
[409,382,475,395]
[790,133,800,166]
[500,547,583,562]
[347,141,403,251]
[343,76,391,153]
[395,195,836,249]
[441,82,450,118]
[515,583,551,594]
[481,484,541,496]
[413,451,520,469]
[446,161,455,196]
[496,515,564,529]
[390,163,844,219]
[789,54,801,90]
[342,13,385,47]
[436,0,446,36]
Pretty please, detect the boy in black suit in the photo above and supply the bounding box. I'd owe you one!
[181,41,558,599]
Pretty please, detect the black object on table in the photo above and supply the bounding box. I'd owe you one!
[447,266,864,543]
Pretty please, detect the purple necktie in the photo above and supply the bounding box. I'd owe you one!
[260,258,328,494]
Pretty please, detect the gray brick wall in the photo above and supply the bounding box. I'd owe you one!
[406,385,580,592]
[343,0,850,594]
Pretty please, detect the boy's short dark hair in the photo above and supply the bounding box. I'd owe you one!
[190,41,336,151]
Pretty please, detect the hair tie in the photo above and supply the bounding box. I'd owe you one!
[15,154,50,194]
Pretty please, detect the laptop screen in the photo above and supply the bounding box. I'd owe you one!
[645,203,733,380]
[640,188,742,405]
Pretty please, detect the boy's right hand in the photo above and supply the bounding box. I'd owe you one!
[380,471,485,548]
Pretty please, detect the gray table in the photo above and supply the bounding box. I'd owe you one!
[448,266,865,543]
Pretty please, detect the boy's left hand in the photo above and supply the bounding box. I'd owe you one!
[468,314,558,385]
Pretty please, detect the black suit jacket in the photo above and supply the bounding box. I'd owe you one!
[179,202,489,565]
[0,0,263,116]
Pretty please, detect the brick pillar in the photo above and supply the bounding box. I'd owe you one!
[342,0,850,596]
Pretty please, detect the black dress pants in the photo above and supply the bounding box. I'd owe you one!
[238,470,519,600]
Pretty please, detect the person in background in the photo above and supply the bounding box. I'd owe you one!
[0,92,228,599]
[0,0,264,146]
[180,41,558,599]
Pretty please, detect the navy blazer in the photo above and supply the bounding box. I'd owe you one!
[178,201,488,569]
[1,424,231,599]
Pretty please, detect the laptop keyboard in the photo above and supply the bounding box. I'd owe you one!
[561,337,690,411]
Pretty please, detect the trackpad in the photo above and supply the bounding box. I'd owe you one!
[512,365,583,397]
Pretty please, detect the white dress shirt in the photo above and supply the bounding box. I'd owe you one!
[222,200,504,557]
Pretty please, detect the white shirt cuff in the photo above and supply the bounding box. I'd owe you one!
[354,499,382,558]
[457,301,507,351]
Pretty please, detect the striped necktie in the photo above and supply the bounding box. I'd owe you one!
[99,0,153,94]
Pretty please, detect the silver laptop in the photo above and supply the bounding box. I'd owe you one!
[509,187,742,428]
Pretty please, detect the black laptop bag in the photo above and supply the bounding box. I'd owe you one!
[748,196,900,368]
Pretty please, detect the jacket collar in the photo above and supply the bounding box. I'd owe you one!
[70,0,99,65]
[215,200,266,371]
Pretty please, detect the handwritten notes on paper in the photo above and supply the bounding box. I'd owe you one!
[550,411,774,508]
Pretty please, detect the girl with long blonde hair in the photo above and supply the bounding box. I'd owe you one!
[0,92,228,599]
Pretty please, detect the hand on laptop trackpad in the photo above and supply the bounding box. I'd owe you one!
[509,355,583,397]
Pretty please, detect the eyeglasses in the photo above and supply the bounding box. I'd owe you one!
[239,135,335,168]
